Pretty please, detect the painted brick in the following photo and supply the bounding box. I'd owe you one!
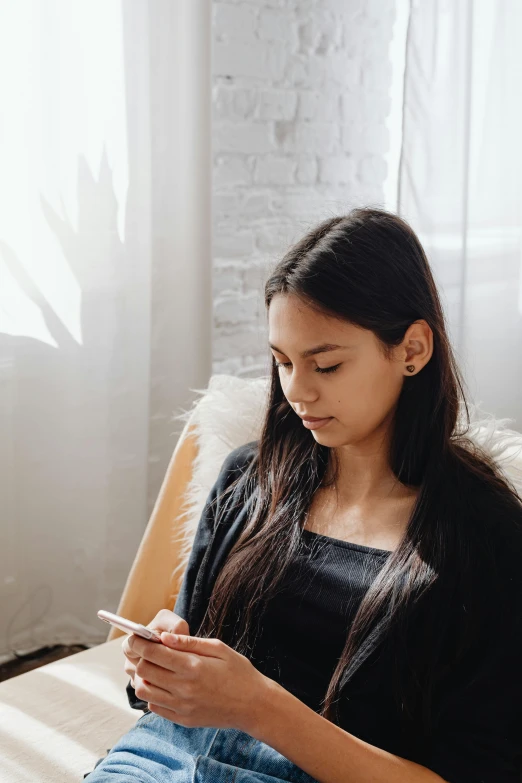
[215,292,261,326]
[319,155,356,185]
[214,228,255,259]
[296,91,339,122]
[214,3,258,41]
[358,154,388,186]
[214,41,286,81]
[295,155,318,184]
[256,89,298,121]
[254,154,296,185]
[258,9,299,47]
[213,86,258,120]
[213,262,244,296]
[214,122,276,154]
[214,155,252,187]
[211,0,395,374]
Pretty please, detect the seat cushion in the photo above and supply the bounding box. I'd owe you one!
[0,638,139,782]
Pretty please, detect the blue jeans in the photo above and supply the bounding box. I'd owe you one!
[83,711,320,782]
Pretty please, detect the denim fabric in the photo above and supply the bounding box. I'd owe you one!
[83,711,320,783]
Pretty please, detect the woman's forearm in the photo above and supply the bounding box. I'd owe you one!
[245,677,447,783]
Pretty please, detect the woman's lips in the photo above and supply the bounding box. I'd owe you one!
[301,417,333,430]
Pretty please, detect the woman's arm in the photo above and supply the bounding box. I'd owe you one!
[248,608,522,783]
[247,677,447,783]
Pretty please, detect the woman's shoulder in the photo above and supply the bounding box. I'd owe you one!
[228,438,259,465]
[215,439,259,492]
[477,490,522,631]
[482,488,522,562]
[462,468,522,551]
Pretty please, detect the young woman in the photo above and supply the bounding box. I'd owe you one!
[86,208,522,782]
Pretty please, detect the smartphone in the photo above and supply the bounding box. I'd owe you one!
[97,609,163,643]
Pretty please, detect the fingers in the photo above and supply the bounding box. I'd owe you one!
[148,609,190,636]
[125,662,137,683]
[130,636,194,674]
[122,635,140,661]
[133,672,173,710]
[122,635,140,687]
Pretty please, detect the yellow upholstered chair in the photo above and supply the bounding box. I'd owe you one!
[0,373,520,783]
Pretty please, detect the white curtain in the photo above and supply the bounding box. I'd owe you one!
[0,0,211,659]
[397,0,522,429]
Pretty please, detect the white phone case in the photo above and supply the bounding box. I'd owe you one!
[97,609,163,642]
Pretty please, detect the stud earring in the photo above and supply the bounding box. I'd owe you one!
[406,365,415,373]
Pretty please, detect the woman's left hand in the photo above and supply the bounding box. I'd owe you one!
[128,631,269,734]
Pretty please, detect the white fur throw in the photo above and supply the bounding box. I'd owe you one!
[169,374,522,582]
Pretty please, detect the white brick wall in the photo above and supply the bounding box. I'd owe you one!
[212,0,396,376]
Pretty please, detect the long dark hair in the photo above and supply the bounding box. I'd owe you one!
[195,207,522,749]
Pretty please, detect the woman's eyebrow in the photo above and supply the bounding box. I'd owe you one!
[269,342,353,359]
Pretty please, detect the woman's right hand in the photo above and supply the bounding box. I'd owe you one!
[122,609,190,688]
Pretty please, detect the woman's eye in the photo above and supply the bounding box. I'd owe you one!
[274,361,341,375]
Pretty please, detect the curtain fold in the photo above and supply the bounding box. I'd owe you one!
[0,0,211,658]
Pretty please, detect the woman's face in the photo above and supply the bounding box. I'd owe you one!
[268,293,428,447]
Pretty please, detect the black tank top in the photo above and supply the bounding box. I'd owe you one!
[235,529,395,734]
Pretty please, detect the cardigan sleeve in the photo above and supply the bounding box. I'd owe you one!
[172,440,257,624]
[426,611,522,782]
[125,441,257,712]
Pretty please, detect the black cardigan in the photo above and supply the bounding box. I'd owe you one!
[125,439,522,782]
